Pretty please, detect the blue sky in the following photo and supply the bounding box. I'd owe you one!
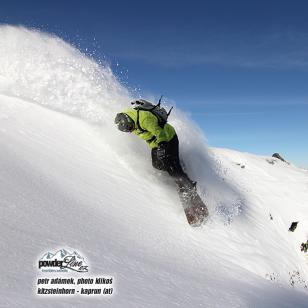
[1,0,308,166]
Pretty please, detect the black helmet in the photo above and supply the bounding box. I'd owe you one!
[114,113,135,132]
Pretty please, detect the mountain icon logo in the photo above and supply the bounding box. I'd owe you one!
[38,249,88,273]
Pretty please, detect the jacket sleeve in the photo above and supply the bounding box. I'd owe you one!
[140,114,168,144]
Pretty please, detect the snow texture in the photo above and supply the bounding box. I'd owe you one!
[1,25,308,307]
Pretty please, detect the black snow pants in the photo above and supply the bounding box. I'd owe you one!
[151,135,195,190]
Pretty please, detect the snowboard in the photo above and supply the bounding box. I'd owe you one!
[177,186,209,226]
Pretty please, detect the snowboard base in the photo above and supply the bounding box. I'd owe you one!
[178,187,209,226]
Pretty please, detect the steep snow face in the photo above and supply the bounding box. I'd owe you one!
[209,148,308,281]
[1,25,308,307]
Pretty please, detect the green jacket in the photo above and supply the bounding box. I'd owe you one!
[122,108,176,148]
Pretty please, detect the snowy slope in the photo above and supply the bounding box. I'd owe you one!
[1,25,308,307]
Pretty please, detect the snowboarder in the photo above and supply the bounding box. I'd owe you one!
[115,99,195,189]
[114,99,208,225]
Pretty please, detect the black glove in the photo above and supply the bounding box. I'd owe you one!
[157,142,168,161]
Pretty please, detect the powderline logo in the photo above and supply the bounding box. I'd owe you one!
[38,249,88,273]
